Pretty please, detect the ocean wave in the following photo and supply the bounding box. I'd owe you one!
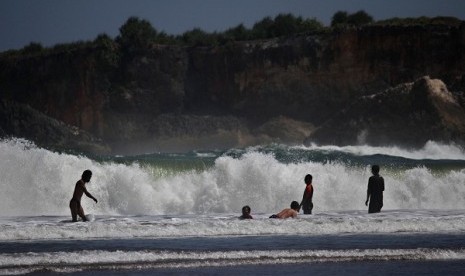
[1,248,465,275]
[301,141,465,160]
[1,210,464,241]
[1,138,465,216]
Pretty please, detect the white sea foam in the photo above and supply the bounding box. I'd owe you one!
[1,248,465,275]
[303,141,465,160]
[0,139,464,218]
[0,210,464,241]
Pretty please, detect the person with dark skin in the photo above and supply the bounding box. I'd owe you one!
[239,205,253,219]
[70,170,98,222]
[299,174,314,214]
[269,201,300,219]
[365,165,385,213]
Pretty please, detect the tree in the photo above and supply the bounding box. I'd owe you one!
[116,17,158,53]
[252,16,274,39]
[331,11,349,27]
[21,42,44,55]
[347,10,374,26]
[273,14,300,37]
[94,34,119,69]
[224,24,250,41]
[251,14,323,39]
[301,18,325,32]
[331,10,374,27]
[180,28,217,46]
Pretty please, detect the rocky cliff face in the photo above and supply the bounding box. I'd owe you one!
[307,76,465,147]
[0,99,109,154]
[1,23,465,154]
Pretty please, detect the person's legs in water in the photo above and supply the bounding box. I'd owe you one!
[303,202,313,214]
[70,199,87,222]
[78,205,87,221]
[70,199,78,222]
[368,201,382,213]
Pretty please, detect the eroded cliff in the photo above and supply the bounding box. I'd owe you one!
[1,23,465,154]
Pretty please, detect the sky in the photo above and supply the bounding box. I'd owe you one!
[1,0,464,52]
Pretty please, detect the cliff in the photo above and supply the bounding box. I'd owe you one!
[1,22,465,154]
[0,99,109,154]
[307,76,465,147]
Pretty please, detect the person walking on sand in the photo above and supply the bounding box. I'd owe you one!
[70,170,98,222]
[299,174,314,214]
[365,165,384,213]
[269,201,300,219]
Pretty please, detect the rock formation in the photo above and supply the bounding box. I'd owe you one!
[306,76,465,147]
[0,99,110,154]
[1,22,465,154]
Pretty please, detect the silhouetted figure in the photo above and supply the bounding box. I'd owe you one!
[239,205,253,219]
[365,165,384,213]
[299,174,314,214]
[269,201,300,219]
[70,170,98,222]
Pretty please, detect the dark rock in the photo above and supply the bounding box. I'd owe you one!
[306,76,465,147]
[255,116,315,144]
[1,23,465,153]
[0,99,110,155]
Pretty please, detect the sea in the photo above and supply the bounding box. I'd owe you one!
[0,138,464,275]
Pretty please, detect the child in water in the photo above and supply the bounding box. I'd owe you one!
[365,165,385,213]
[239,205,253,219]
[69,170,98,222]
[299,174,314,214]
[269,201,300,219]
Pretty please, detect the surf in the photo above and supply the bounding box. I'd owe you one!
[0,138,464,217]
[1,210,465,241]
[2,247,465,275]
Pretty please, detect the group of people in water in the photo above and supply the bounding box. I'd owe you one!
[239,165,385,220]
[69,165,385,222]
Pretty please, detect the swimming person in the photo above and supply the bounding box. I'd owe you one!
[239,205,253,219]
[70,170,98,222]
[299,174,314,214]
[269,201,300,219]
[365,165,385,213]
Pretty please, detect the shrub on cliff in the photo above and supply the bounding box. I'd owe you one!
[180,28,220,47]
[116,16,159,54]
[94,34,120,69]
[374,16,462,26]
[251,13,324,39]
[331,10,374,27]
[21,42,44,55]
[223,24,251,42]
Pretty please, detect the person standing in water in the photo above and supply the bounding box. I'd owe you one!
[70,170,98,222]
[299,174,314,214]
[365,165,385,213]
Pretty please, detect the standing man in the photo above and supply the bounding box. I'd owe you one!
[299,174,314,214]
[70,170,98,222]
[365,165,385,213]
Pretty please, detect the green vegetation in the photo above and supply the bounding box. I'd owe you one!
[0,11,462,58]
[116,17,175,52]
[374,16,463,27]
[21,42,44,54]
[331,10,374,27]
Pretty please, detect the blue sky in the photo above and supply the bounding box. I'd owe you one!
[1,0,464,52]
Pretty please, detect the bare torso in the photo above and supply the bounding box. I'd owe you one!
[276,208,298,219]
[71,180,87,202]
